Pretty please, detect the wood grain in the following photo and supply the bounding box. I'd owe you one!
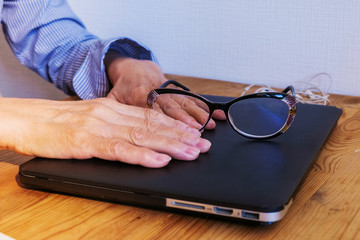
[1,75,360,240]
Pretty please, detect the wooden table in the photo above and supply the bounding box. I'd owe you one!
[1,75,360,240]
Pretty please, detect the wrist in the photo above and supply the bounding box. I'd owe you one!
[0,98,24,151]
[104,51,140,87]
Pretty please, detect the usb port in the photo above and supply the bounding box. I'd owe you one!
[241,211,260,220]
[213,206,233,215]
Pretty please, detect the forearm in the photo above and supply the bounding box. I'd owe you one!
[0,98,41,153]
[2,0,155,99]
[0,98,17,151]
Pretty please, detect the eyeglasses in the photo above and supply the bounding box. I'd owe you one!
[147,80,297,139]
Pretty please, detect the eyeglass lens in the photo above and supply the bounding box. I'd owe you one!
[228,97,289,137]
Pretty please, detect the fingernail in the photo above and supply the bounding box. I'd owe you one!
[195,138,211,152]
[156,154,172,163]
[185,147,200,158]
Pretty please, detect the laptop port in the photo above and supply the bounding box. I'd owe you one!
[241,211,260,220]
[213,206,233,215]
[171,201,205,210]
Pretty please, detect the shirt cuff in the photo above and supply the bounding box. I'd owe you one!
[73,37,155,99]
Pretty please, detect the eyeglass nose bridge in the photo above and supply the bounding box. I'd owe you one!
[210,102,228,111]
[206,102,228,119]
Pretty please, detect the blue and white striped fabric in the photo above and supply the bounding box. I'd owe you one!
[0,0,154,99]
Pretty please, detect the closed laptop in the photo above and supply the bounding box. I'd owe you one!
[18,100,342,224]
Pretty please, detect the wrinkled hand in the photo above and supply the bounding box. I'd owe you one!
[105,50,166,107]
[151,93,226,130]
[104,52,225,129]
[0,98,211,168]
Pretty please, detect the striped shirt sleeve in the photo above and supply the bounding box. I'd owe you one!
[1,0,154,99]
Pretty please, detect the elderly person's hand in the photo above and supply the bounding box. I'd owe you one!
[0,98,211,168]
[104,51,225,129]
[105,50,166,108]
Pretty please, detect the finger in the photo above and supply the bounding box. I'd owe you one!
[122,127,206,160]
[213,110,227,120]
[152,103,165,115]
[155,102,203,129]
[87,137,172,168]
[79,98,201,135]
[204,118,216,130]
[200,109,227,129]
[141,104,203,134]
[155,96,205,129]
[177,97,212,126]
[88,116,210,153]
[135,117,209,151]
[106,91,119,102]
[204,110,226,130]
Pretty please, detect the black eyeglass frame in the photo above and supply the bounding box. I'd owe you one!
[147,80,297,139]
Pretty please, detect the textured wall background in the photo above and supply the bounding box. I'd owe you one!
[68,0,360,96]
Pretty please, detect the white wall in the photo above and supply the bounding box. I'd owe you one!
[68,0,360,96]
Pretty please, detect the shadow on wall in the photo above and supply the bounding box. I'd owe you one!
[0,27,67,100]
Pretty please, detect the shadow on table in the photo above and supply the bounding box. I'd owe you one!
[0,150,33,166]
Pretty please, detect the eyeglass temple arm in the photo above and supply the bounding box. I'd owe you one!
[159,80,190,91]
[282,85,296,97]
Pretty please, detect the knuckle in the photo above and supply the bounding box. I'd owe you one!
[172,119,185,129]
[144,108,163,122]
[114,141,142,165]
[144,108,155,119]
[144,118,162,132]
[129,127,152,146]
[177,131,190,142]
[161,101,176,112]
[108,140,124,160]
[178,98,188,108]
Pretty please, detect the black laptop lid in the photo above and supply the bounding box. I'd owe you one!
[19,100,342,213]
